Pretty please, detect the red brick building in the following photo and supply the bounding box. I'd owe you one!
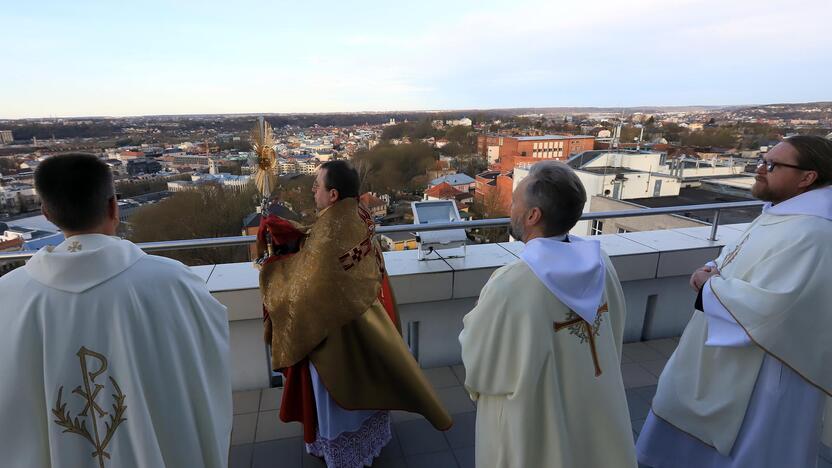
[360,192,388,218]
[424,182,474,208]
[474,171,514,216]
[477,134,596,172]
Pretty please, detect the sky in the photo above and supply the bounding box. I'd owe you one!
[1,0,830,118]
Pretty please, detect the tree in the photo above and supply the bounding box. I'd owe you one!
[451,153,487,177]
[0,157,17,173]
[681,128,739,148]
[219,161,243,175]
[445,126,471,146]
[128,184,259,265]
[352,143,438,194]
[353,158,374,194]
[381,123,408,141]
[619,126,642,144]
[116,174,191,198]
[469,186,509,243]
[275,175,316,223]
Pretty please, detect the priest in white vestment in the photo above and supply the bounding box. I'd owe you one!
[0,154,232,468]
[637,136,832,467]
[460,161,637,468]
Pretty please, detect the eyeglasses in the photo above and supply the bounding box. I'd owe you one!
[756,158,810,173]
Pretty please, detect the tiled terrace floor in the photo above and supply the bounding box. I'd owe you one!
[230,338,832,468]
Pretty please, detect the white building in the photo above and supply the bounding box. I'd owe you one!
[668,157,747,186]
[514,151,684,236]
[0,184,39,215]
[446,118,472,127]
[168,173,252,192]
[171,155,212,170]
[297,160,318,175]
[277,159,296,174]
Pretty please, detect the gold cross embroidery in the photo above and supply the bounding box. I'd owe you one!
[67,241,82,253]
[554,303,609,377]
[719,235,749,270]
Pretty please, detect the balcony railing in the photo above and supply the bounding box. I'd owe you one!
[0,200,764,262]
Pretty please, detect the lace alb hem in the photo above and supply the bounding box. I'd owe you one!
[306,411,392,468]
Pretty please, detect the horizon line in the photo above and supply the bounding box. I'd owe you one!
[5,100,831,121]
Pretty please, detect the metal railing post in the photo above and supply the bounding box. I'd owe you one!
[709,210,721,241]
[407,321,420,362]
[0,200,765,262]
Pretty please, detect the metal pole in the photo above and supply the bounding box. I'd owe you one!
[709,210,721,241]
[407,321,420,363]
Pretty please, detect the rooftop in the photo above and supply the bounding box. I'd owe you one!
[429,174,475,187]
[515,134,595,141]
[631,188,761,225]
[5,205,829,468]
[425,182,464,199]
[229,338,681,468]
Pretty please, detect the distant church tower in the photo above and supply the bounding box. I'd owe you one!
[209,159,219,175]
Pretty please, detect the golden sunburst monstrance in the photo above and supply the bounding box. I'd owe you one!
[251,116,277,200]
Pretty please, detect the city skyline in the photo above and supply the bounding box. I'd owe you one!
[2,0,830,119]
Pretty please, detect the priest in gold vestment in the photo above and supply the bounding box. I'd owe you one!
[260,161,451,467]
[460,161,637,468]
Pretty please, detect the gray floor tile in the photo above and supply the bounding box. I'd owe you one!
[424,367,461,389]
[392,410,425,423]
[301,451,326,467]
[395,418,451,455]
[232,413,258,446]
[819,456,832,468]
[644,338,679,358]
[435,386,476,414]
[451,365,466,385]
[639,359,668,378]
[821,443,832,462]
[379,432,404,460]
[621,363,659,389]
[374,458,408,468]
[634,385,658,404]
[623,343,665,363]
[620,352,634,364]
[255,409,304,442]
[252,437,303,468]
[234,390,262,415]
[229,443,253,468]
[454,447,475,468]
[444,411,475,449]
[632,417,646,435]
[260,387,282,412]
[625,389,651,421]
[405,450,459,468]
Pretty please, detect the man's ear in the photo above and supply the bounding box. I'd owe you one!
[798,170,818,190]
[109,197,119,221]
[527,207,542,226]
[329,188,340,203]
[41,204,52,222]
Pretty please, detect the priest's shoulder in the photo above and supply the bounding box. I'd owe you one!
[787,215,832,243]
[133,253,205,285]
[483,259,534,294]
[0,265,33,290]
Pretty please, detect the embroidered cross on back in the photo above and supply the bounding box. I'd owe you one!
[554,303,609,377]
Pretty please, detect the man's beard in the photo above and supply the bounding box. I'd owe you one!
[509,217,525,242]
[751,180,776,202]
